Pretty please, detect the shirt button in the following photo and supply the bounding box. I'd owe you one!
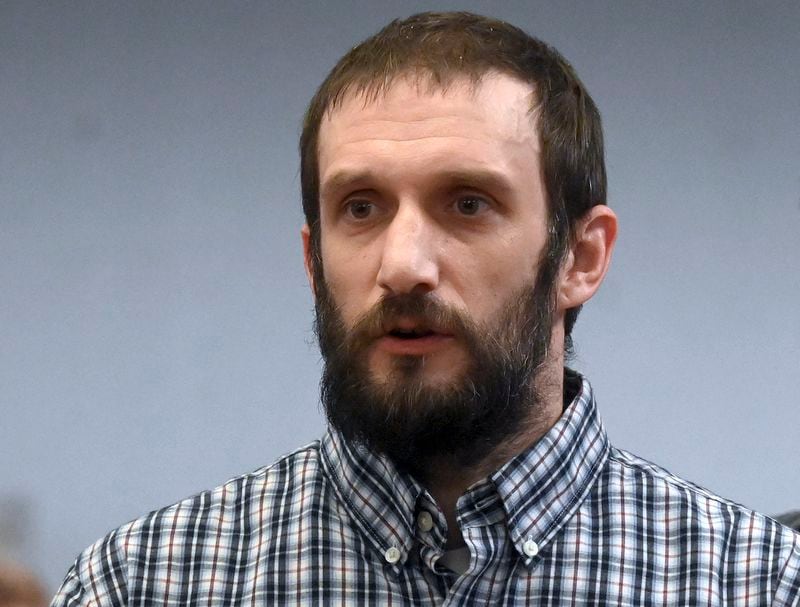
[522,538,539,557]
[384,546,402,564]
[416,511,434,532]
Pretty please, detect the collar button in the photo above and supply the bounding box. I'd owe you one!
[522,538,539,557]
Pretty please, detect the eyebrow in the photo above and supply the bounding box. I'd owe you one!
[434,169,515,197]
[320,169,377,201]
[320,167,515,200]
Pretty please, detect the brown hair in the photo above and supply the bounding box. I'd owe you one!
[300,11,606,340]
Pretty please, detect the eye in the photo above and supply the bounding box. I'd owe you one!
[454,195,488,216]
[344,199,374,220]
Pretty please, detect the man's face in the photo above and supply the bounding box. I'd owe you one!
[306,73,558,468]
[314,73,550,381]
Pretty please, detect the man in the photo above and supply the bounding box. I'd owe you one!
[53,12,800,606]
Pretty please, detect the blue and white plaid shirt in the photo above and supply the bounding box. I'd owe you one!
[53,373,800,605]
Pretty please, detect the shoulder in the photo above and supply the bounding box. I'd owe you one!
[601,446,800,594]
[604,446,797,535]
[121,439,328,546]
[606,446,790,527]
[52,441,326,606]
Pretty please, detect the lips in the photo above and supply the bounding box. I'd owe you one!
[376,318,454,355]
[382,316,450,338]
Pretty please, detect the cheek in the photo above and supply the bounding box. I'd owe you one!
[463,240,541,297]
[320,245,380,322]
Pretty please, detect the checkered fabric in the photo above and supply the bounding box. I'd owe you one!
[52,373,800,605]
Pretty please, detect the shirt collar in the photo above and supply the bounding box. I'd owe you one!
[320,370,609,566]
[320,427,422,566]
[488,370,610,562]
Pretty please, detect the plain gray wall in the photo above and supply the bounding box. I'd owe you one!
[1,1,798,593]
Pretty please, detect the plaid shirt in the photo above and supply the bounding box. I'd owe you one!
[53,373,800,606]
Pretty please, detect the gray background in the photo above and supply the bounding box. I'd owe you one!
[1,1,798,593]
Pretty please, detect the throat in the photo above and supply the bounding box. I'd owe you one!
[412,388,564,550]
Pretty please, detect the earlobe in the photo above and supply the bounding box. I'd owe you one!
[301,224,317,298]
[557,206,617,310]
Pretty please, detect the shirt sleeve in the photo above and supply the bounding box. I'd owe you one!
[49,564,85,607]
[50,531,129,607]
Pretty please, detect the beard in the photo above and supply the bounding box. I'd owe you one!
[313,262,558,475]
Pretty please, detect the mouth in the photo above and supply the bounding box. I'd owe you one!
[376,319,454,355]
[387,327,438,339]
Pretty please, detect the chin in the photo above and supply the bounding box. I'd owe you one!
[372,356,466,392]
[372,352,469,387]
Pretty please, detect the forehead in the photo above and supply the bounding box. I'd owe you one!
[317,72,540,185]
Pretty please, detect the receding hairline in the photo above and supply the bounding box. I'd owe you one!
[321,67,543,123]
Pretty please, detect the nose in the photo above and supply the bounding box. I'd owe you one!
[376,206,439,296]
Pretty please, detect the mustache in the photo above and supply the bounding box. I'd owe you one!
[345,293,479,351]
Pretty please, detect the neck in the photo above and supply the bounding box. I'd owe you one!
[416,368,565,549]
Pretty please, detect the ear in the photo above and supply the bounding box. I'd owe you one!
[301,224,317,299]
[557,205,617,311]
